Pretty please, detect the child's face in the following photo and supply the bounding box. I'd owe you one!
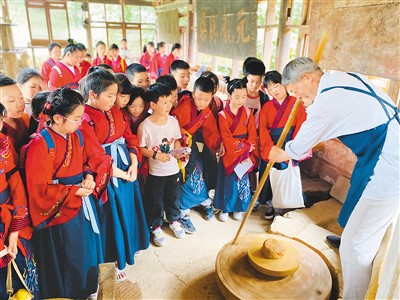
[266,82,287,101]
[110,49,119,58]
[127,97,145,117]
[0,84,25,118]
[50,46,62,61]
[97,44,106,57]
[19,76,43,102]
[79,50,86,63]
[65,51,81,67]
[230,88,247,108]
[147,45,155,54]
[172,69,190,90]
[115,93,130,108]
[246,74,263,94]
[171,89,178,107]
[150,95,172,117]
[54,104,84,134]
[132,72,150,91]
[121,40,127,48]
[193,90,212,111]
[89,83,118,112]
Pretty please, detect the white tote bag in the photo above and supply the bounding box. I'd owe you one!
[269,160,305,209]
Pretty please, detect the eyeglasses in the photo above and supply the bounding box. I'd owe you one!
[59,115,83,126]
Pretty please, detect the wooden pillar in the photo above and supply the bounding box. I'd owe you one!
[263,0,276,70]
[275,0,292,72]
[232,59,240,78]
[83,0,93,54]
[1,0,18,78]
[187,0,196,65]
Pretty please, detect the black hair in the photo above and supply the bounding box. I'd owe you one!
[171,43,182,52]
[0,75,16,87]
[242,57,260,74]
[143,41,155,53]
[126,63,147,82]
[156,75,178,91]
[170,60,190,72]
[243,59,265,76]
[128,86,147,106]
[0,102,6,118]
[201,71,219,88]
[31,91,50,119]
[263,70,282,87]
[157,42,166,51]
[226,77,247,95]
[76,43,87,51]
[97,64,113,72]
[83,67,118,101]
[121,38,127,42]
[17,68,42,85]
[110,43,119,51]
[95,41,106,48]
[86,53,92,58]
[115,73,132,95]
[193,77,214,94]
[42,87,84,124]
[63,42,80,57]
[48,42,61,53]
[145,83,171,103]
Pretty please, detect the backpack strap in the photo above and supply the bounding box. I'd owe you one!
[53,65,62,78]
[75,129,84,147]
[40,128,55,159]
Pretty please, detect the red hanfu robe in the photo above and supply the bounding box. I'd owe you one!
[92,55,112,67]
[171,95,222,152]
[0,133,31,267]
[25,129,91,229]
[209,95,224,119]
[259,95,307,161]
[111,56,127,74]
[149,52,164,80]
[48,62,81,91]
[140,51,152,70]
[79,60,92,78]
[160,53,176,76]
[41,58,56,86]
[218,104,259,175]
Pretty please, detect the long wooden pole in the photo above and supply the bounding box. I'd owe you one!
[232,99,302,244]
[232,32,328,244]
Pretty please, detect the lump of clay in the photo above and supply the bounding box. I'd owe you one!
[261,239,286,259]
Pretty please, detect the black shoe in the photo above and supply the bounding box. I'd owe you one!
[264,206,275,220]
[326,235,341,248]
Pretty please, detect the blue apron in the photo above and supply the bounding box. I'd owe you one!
[321,73,399,227]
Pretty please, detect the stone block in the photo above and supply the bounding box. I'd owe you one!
[330,175,350,204]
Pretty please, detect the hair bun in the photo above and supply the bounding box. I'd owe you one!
[67,38,76,45]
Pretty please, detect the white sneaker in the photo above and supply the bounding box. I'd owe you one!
[233,212,243,221]
[152,227,166,247]
[219,212,229,222]
[169,221,186,239]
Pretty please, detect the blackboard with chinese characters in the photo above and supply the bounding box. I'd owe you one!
[196,0,257,60]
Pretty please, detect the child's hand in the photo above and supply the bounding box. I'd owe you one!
[7,231,19,259]
[218,143,225,157]
[155,152,170,163]
[81,177,95,190]
[76,187,93,197]
[126,164,138,182]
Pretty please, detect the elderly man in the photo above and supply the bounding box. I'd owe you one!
[269,57,399,299]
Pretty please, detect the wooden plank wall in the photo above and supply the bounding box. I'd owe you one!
[308,0,400,81]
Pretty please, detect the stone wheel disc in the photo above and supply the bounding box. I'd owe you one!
[215,234,332,299]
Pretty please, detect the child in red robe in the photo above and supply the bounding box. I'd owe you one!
[149,42,167,81]
[25,88,103,298]
[77,43,91,78]
[48,42,82,91]
[259,70,307,219]
[0,103,38,298]
[214,78,259,221]
[139,41,155,70]
[171,77,223,232]
[161,43,181,76]
[110,44,127,74]
[41,42,61,86]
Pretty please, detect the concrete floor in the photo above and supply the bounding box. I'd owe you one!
[125,207,272,299]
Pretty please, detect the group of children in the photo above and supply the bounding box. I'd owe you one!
[0,38,309,299]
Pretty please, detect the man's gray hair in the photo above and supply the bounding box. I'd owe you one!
[282,57,320,85]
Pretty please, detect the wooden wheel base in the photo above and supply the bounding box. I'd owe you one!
[216,234,332,299]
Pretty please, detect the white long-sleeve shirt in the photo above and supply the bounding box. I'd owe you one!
[285,72,400,200]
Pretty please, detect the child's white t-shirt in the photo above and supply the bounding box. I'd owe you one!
[138,116,181,176]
